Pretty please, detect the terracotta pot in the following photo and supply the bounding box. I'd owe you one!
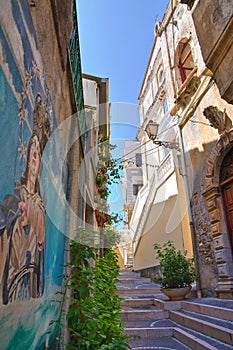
[160,286,192,301]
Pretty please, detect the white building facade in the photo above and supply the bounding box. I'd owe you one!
[131,0,233,298]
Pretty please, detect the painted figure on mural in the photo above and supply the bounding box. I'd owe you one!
[0,93,50,305]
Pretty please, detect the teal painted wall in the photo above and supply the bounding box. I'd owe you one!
[0,1,67,348]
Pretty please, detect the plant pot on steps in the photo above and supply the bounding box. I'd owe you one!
[160,286,192,301]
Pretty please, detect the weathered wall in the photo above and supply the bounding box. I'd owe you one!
[30,0,83,228]
[0,1,79,347]
[192,0,233,103]
[135,0,233,297]
[166,2,233,296]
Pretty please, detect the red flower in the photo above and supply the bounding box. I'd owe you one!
[72,302,79,307]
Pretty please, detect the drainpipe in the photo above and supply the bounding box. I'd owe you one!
[178,125,202,298]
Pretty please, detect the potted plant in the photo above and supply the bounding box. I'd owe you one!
[153,240,196,300]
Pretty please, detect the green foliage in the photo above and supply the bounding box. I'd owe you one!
[153,240,196,288]
[95,136,123,227]
[66,242,130,349]
[96,136,123,201]
[74,226,120,249]
[103,226,121,248]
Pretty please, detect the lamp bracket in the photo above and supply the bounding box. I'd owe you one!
[152,140,180,151]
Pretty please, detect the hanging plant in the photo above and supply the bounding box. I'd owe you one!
[96,160,122,199]
[95,136,123,225]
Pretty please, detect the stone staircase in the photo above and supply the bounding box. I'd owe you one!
[118,269,233,349]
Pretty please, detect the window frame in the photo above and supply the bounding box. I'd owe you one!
[178,41,194,84]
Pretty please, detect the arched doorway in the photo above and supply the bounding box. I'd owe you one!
[220,150,233,252]
[203,130,233,298]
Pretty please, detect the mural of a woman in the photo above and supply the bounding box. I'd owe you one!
[0,93,50,305]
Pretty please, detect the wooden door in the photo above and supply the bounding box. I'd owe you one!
[222,180,233,250]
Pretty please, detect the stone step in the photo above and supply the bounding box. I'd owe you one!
[121,307,167,321]
[127,322,233,349]
[121,292,165,299]
[124,326,173,339]
[118,277,152,284]
[126,257,133,262]
[181,299,233,322]
[124,263,133,268]
[174,325,233,350]
[124,319,172,329]
[128,333,192,350]
[120,268,136,273]
[121,297,154,308]
[153,299,233,349]
[119,271,140,278]
[118,285,161,295]
[174,327,223,350]
[129,330,230,350]
[119,272,233,349]
[125,319,233,349]
[170,309,233,345]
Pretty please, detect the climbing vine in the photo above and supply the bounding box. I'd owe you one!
[48,136,126,348]
[66,241,129,349]
[48,228,129,349]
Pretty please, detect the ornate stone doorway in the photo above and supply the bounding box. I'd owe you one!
[203,130,233,298]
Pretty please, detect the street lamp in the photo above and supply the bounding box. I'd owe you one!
[145,120,180,151]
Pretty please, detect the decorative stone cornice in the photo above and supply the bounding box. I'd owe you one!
[136,128,146,142]
[171,68,200,115]
[203,186,220,201]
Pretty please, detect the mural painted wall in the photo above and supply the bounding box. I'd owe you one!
[0,2,67,348]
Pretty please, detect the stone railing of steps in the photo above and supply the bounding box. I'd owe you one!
[118,270,233,349]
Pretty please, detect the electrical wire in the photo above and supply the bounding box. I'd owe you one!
[121,142,160,165]
[114,139,151,164]
[113,120,179,165]
[156,120,178,136]
[189,119,212,127]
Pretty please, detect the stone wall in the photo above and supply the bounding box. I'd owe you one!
[192,0,233,103]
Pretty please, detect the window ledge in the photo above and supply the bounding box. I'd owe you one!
[171,67,200,115]
[177,66,198,96]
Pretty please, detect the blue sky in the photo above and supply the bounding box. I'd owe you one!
[76,0,168,106]
[76,1,169,219]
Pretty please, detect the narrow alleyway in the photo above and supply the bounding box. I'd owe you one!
[118,269,233,350]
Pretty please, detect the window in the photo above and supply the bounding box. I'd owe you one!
[133,184,143,196]
[157,64,164,87]
[180,0,195,8]
[178,41,194,83]
[163,99,168,114]
[135,153,142,167]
